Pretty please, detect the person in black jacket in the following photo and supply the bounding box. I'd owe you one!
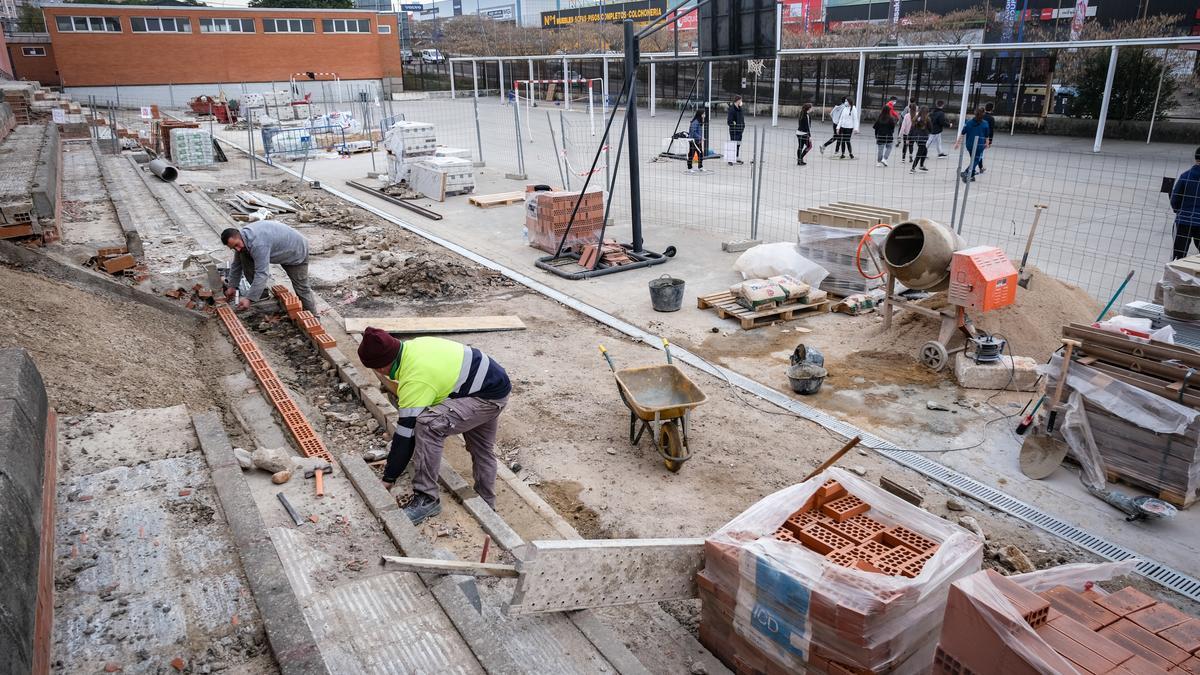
[978,101,997,174]
[726,96,745,165]
[928,100,950,157]
[908,109,931,174]
[872,104,897,167]
[796,103,813,166]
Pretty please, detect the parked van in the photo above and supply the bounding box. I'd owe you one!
[421,49,445,63]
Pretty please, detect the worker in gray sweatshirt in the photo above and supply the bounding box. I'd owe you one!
[221,221,316,313]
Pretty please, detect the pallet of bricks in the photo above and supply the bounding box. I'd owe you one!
[169,128,215,168]
[1054,323,1200,508]
[0,84,33,125]
[524,186,604,255]
[937,565,1200,674]
[794,203,907,297]
[698,468,983,674]
[408,156,474,201]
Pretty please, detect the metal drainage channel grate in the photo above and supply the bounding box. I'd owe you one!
[220,135,1200,604]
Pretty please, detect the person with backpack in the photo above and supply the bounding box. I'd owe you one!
[726,95,745,165]
[796,102,813,166]
[686,109,707,174]
[908,109,931,174]
[954,106,991,183]
[873,104,897,167]
[819,97,848,155]
[928,100,951,157]
[834,99,859,159]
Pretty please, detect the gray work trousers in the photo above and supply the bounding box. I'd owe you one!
[413,395,508,508]
[238,250,317,313]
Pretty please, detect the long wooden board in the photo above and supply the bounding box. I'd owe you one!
[345,315,526,334]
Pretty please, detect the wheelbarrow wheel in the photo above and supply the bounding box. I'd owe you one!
[658,421,685,473]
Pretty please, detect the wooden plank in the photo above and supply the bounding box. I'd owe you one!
[345,316,526,334]
[468,191,526,208]
[381,555,520,578]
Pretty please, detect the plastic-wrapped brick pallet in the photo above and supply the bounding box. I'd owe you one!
[414,156,474,193]
[699,468,983,674]
[385,121,436,157]
[795,223,887,297]
[169,128,214,168]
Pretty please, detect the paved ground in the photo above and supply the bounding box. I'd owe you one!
[205,113,1200,584]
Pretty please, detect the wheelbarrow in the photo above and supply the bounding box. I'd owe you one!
[600,339,708,472]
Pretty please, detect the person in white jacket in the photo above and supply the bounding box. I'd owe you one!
[819,97,848,155]
[834,99,859,159]
[899,102,917,163]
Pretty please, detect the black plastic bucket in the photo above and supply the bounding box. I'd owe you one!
[648,274,685,312]
[787,363,828,395]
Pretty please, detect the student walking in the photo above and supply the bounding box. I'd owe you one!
[873,104,897,167]
[928,100,950,157]
[908,111,931,174]
[955,106,991,183]
[899,103,917,162]
[834,99,859,159]
[796,103,813,166]
[1171,147,1200,259]
[978,101,997,173]
[726,95,745,165]
[819,97,848,155]
[686,109,706,173]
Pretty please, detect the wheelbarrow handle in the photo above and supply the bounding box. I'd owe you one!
[599,344,616,372]
[662,337,672,365]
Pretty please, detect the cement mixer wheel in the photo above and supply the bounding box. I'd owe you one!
[919,341,949,372]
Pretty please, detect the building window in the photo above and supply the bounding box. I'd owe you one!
[321,19,370,33]
[130,17,191,33]
[21,47,47,57]
[55,16,122,32]
[200,18,256,33]
[263,18,314,33]
[378,24,392,34]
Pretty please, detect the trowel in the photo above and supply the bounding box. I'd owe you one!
[1017,204,1048,289]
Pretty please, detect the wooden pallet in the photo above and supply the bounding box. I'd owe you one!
[697,291,827,330]
[469,191,526,208]
[1104,470,1196,509]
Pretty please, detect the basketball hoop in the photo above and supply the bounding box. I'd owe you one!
[746,60,766,77]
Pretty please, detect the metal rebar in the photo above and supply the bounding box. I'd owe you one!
[473,93,485,165]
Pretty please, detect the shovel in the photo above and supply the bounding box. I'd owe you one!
[1019,427,1069,480]
[1017,204,1048,289]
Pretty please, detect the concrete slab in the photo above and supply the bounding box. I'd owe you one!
[52,407,274,674]
[58,143,123,246]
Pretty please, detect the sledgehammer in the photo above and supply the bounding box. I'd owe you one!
[305,464,333,497]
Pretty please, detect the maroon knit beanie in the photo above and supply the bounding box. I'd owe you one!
[358,327,401,369]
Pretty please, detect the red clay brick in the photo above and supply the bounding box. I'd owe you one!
[314,333,337,350]
[1042,586,1121,631]
[1099,619,1190,668]
[1128,603,1190,634]
[1096,587,1158,617]
[899,546,939,578]
[852,539,892,563]
[820,494,871,522]
[1158,619,1200,653]
[843,513,887,540]
[1175,656,1200,674]
[1110,655,1170,675]
[874,546,919,576]
[986,569,1050,628]
[815,479,846,505]
[880,525,937,554]
[796,521,854,555]
[826,546,857,568]
[1047,613,1134,667]
[772,526,803,546]
[1037,621,1122,675]
[782,511,817,537]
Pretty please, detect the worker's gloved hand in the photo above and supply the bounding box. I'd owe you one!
[224,287,237,301]
[236,298,251,311]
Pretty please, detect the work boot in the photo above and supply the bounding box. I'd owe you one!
[403,495,442,524]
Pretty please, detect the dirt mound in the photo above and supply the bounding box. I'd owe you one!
[355,250,514,301]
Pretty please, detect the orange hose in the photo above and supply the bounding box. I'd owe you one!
[856,223,893,280]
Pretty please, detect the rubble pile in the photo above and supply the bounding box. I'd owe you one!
[354,250,514,300]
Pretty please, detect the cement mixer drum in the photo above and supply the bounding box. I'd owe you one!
[882,218,964,291]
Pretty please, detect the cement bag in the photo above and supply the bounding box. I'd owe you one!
[768,274,810,300]
[730,279,789,311]
[702,467,983,675]
[734,242,828,288]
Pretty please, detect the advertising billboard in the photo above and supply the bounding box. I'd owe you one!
[541,0,668,28]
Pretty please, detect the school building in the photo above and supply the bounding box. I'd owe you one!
[23,5,403,99]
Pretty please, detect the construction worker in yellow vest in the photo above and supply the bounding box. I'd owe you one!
[357,328,511,524]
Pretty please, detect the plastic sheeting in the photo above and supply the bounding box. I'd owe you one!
[732,242,828,289]
[1039,355,1199,436]
[706,467,983,674]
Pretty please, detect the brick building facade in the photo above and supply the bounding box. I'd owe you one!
[39,5,402,88]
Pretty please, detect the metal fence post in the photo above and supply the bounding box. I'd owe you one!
[473,93,485,166]
[1147,51,1165,144]
[564,57,571,111]
[247,107,257,180]
[771,56,781,127]
[472,60,479,99]
[957,49,975,138]
[498,59,505,101]
[505,99,527,181]
[749,125,759,237]
[1094,46,1118,153]
[950,139,967,232]
[955,138,977,235]
[602,56,609,115]
[854,51,865,126]
[650,62,656,118]
[559,110,571,190]
[450,61,457,99]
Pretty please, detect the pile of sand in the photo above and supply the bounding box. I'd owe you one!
[356,250,514,301]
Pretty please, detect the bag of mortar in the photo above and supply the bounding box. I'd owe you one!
[730,278,789,311]
[767,274,810,301]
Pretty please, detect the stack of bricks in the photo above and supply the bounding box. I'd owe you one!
[272,285,337,352]
[936,570,1200,674]
[698,478,963,674]
[3,90,31,125]
[524,186,605,254]
[216,305,334,465]
[95,246,137,275]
